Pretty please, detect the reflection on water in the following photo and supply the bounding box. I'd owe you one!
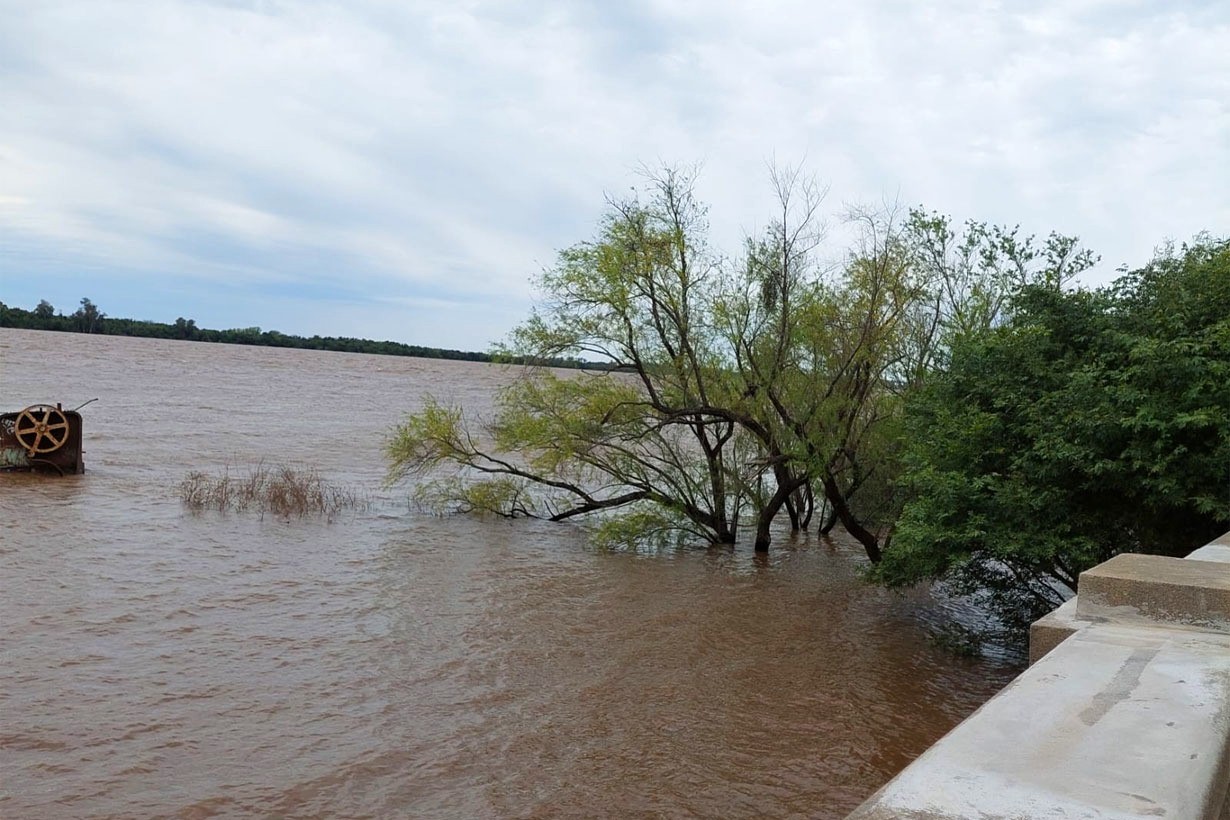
[0,329,1019,818]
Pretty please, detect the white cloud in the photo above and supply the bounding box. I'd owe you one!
[0,0,1226,347]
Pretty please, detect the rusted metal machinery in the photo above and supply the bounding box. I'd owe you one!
[0,404,85,475]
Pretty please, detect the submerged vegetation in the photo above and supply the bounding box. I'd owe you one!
[179,463,369,520]
[386,163,1230,631]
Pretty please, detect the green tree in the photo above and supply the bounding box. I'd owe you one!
[72,297,105,333]
[389,166,754,546]
[878,236,1230,628]
[173,317,198,340]
[35,299,56,319]
[744,204,1097,556]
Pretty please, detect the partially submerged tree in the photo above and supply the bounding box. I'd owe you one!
[709,186,925,558]
[729,203,1098,557]
[389,166,753,546]
[386,164,1099,560]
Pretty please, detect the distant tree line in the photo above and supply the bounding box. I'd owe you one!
[0,297,607,370]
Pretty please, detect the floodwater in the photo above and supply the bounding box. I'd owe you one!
[0,329,1020,819]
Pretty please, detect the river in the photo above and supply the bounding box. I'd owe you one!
[0,328,1019,818]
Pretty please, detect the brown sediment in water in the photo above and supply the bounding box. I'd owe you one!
[0,328,1020,819]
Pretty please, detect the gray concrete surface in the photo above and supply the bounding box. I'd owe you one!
[1078,554,1230,631]
[848,531,1230,819]
[1029,598,1085,665]
[849,623,1230,819]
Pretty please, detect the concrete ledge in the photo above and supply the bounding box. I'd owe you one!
[1029,598,1087,665]
[1189,543,1230,564]
[848,622,1230,819]
[1030,548,1230,665]
[849,531,1230,818]
[1077,554,1230,631]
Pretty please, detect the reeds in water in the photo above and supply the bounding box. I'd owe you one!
[178,463,369,520]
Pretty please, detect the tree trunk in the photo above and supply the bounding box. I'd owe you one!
[818,505,838,535]
[797,484,815,529]
[754,518,772,552]
[753,479,801,553]
[820,473,882,562]
[784,492,801,530]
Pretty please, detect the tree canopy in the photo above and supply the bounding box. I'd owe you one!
[385,165,1092,559]
[877,236,1230,627]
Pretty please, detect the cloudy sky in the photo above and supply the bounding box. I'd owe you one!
[1,0,1227,351]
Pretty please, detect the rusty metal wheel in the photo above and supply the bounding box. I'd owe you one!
[13,404,70,456]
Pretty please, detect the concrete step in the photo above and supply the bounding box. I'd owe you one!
[1029,598,1086,664]
[1076,553,1230,631]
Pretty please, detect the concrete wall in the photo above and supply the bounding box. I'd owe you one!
[847,530,1230,819]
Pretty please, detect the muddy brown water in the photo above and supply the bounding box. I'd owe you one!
[0,329,1020,819]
